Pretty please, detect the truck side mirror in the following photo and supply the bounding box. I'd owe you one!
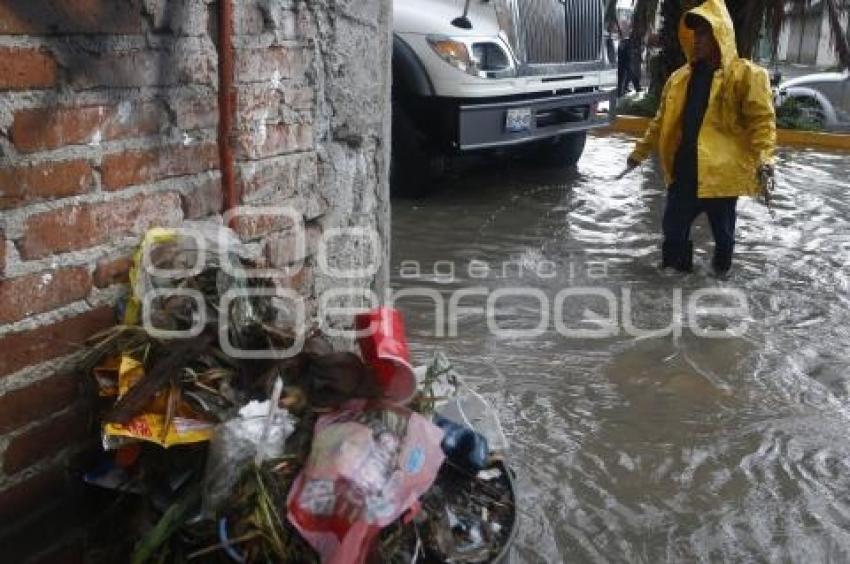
[452,0,473,29]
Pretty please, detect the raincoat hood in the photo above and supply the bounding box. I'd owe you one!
[679,0,738,68]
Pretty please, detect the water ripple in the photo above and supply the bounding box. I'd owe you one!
[392,135,850,562]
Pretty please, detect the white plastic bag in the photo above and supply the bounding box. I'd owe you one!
[419,352,509,454]
[202,390,294,516]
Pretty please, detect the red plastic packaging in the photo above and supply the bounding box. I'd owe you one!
[354,307,416,404]
[286,400,445,564]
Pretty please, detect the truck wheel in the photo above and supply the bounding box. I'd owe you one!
[391,103,430,197]
[529,131,587,167]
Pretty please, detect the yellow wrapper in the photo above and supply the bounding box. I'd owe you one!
[102,356,214,448]
[104,415,215,448]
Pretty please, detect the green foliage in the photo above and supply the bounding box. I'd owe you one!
[616,94,660,117]
[775,97,826,131]
[617,91,828,132]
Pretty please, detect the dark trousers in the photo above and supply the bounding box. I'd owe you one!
[617,65,640,97]
[662,182,738,272]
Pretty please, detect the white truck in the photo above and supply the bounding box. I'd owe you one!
[392,0,618,194]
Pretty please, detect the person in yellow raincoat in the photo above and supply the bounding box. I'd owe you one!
[627,0,776,275]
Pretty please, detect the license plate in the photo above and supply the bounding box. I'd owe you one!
[505,107,532,132]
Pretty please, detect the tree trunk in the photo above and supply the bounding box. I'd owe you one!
[650,0,685,96]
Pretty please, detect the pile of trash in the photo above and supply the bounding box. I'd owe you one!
[80,225,516,563]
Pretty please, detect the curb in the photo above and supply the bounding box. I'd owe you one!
[596,115,850,151]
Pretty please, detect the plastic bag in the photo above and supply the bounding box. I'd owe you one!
[287,400,445,564]
[419,352,509,454]
[124,223,263,333]
[434,415,489,472]
[436,391,509,455]
[202,392,294,516]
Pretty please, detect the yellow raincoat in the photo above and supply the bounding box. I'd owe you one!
[628,0,776,198]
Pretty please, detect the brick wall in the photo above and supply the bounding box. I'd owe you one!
[0,0,391,560]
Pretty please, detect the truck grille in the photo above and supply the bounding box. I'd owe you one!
[500,0,604,65]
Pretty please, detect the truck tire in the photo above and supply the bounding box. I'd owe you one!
[529,131,587,167]
[391,102,430,197]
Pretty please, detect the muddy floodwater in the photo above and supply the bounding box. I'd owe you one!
[390,135,850,563]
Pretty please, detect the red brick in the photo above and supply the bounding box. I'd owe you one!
[236,47,306,83]
[0,1,142,35]
[181,178,223,219]
[0,373,79,434]
[101,143,219,190]
[264,224,322,267]
[0,308,114,377]
[296,6,316,37]
[0,48,56,90]
[4,409,90,475]
[71,49,215,89]
[0,160,93,210]
[237,88,284,122]
[237,152,318,199]
[234,7,296,37]
[10,102,163,153]
[19,192,183,259]
[237,87,312,123]
[93,256,132,288]
[285,86,314,110]
[170,96,219,131]
[232,213,297,241]
[0,268,91,324]
[236,123,314,160]
[0,468,65,524]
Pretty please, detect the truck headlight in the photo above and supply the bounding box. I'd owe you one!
[427,35,516,78]
[428,36,474,74]
[471,43,511,72]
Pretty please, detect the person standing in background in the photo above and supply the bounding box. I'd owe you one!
[618,33,642,96]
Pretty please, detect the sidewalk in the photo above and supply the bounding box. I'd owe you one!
[599,115,850,151]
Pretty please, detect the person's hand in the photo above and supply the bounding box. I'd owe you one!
[757,163,776,216]
[757,163,775,193]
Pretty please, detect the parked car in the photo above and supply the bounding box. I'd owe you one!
[774,71,850,132]
[392,0,618,195]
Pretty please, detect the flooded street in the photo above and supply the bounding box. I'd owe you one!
[390,135,850,562]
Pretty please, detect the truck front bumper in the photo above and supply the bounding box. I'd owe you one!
[456,88,617,151]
